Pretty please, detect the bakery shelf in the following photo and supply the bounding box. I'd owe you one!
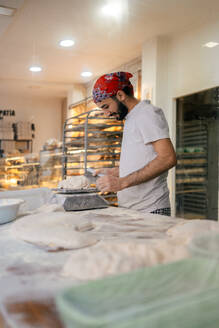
[62,108,123,205]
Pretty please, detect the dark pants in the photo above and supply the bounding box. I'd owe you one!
[150,208,171,216]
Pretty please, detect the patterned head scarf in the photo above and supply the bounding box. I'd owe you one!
[92,72,133,104]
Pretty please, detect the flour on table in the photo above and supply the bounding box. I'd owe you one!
[10,212,98,250]
[61,238,188,281]
[58,176,90,189]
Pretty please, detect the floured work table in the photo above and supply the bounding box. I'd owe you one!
[1,203,215,328]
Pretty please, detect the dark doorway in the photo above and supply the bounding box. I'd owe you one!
[176,87,219,220]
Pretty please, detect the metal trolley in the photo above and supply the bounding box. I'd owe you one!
[62,109,123,205]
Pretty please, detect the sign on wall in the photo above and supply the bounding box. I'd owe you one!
[0,109,15,119]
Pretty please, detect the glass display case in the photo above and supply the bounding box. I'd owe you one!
[39,148,62,188]
[0,154,39,190]
[0,149,64,191]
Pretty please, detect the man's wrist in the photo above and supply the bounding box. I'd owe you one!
[119,177,129,190]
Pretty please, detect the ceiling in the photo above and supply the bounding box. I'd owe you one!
[0,0,219,99]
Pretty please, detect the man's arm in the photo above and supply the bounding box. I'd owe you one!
[97,138,177,192]
[120,138,176,189]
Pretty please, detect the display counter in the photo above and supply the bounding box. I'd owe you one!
[0,154,39,190]
[0,149,62,190]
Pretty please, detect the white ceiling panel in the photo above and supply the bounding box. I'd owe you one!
[0,0,219,98]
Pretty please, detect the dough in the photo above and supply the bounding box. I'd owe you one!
[167,220,219,243]
[58,176,90,189]
[61,238,188,281]
[10,212,98,250]
[62,241,149,280]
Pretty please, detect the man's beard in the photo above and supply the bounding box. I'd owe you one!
[110,97,128,120]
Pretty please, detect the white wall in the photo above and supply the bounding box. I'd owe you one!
[168,21,219,100]
[67,84,86,115]
[0,94,62,153]
[142,19,219,127]
[141,38,158,104]
[141,36,171,124]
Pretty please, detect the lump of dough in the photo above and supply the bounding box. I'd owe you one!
[61,238,188,281]
[62,242,148,281]
[10,212,98,250]
[58,176,90,189]
[167,220,219,243]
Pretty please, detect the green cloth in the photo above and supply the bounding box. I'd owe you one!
[56,258,219,328]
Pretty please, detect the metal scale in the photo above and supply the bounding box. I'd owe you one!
[54,188,109,211]
[54,108,123,211]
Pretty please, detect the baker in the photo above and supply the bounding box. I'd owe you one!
[93,72,177,216]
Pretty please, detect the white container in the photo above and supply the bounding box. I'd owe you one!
[0,188,54,214]
[0,199,24,224]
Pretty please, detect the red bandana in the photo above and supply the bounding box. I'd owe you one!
[93,72,133,104]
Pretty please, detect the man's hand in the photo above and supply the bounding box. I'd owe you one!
[94,167,119,177]
[96,175,123,193]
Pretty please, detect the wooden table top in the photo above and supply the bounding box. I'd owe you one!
[1,297,63,328]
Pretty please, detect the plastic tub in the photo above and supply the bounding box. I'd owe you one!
[0,199,24,224]
[188,232,219,259]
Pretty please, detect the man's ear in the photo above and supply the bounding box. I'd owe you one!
[116,90,126,102]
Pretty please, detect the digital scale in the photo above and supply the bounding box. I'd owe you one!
[53,188,109,211]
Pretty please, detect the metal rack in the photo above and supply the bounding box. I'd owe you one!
[62,109,123,205]
[176,87,219,220]
[176,120,208,219]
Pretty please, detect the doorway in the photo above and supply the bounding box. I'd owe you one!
[176,87,219,220]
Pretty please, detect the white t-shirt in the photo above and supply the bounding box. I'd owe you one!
[118,101,170,213]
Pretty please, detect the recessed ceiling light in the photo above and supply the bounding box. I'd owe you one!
[203,42,219,48]
[59,39,75,47]
[29,66,42,72]
[101,3,122,17]
[0,5,16,16]
[81,71,93,77]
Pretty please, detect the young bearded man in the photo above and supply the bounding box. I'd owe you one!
[92,72,177,216]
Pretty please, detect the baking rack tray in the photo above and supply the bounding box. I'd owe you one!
[52,188,98,194]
